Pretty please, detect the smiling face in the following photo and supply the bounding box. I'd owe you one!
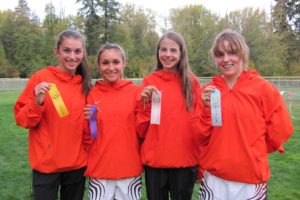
[98,49,125,83]
[55,37,84,75]
[158,38,181,73]
[214,40,244,80]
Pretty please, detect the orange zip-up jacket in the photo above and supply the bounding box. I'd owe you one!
[84,80,143,179]
[191,70,293,184]
[14,66,87,173]
[136,70,202,168]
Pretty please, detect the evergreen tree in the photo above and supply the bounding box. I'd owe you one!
[14,0,43,77]
[77,0,102,55]
[272,0,300,75]
[42,3,58,65]
[98,0,120,42]
[76,0,120,55]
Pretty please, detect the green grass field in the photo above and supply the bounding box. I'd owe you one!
[0,90,299,199]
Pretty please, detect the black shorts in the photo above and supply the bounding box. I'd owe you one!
[144,165,198,200]
[32,167,86,200]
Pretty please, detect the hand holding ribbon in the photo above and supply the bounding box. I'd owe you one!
[84,104,98,139]
[34,82,51,105]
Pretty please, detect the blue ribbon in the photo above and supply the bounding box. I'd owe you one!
[89,105,98,139]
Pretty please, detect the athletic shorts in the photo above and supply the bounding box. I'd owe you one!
[199,171,267,200]
[32,167,86,200]
[88,176,142,200]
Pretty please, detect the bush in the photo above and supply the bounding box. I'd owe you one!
[0,64,19,78]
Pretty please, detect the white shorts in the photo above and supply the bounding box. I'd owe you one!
[88,176,142,200]
[199,171,267,200]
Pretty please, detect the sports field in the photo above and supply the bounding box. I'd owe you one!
[0,90,299,199]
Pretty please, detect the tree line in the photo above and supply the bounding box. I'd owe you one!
[0,0,299,78]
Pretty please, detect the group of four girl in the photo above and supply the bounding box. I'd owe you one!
[14,29,293,200]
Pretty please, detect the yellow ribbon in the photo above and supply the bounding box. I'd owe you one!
[48,84,69,118]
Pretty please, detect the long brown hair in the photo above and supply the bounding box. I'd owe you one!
[56,29,91,95]
[156,31,195,111]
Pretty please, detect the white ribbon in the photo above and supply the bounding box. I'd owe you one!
[211,89,222,126]
[150,91,162,124]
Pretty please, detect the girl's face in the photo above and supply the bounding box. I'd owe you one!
[98,49,125,83]
[159,38,181,73]
[215,40,243,79]
[55,37,84,75]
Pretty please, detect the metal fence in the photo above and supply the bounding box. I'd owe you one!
[1,77,300,91]
[0,78,29,91]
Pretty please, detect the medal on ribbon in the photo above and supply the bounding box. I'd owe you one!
[150,91,161,124]
[210,89,222,126]
[89,105,98,139]
[48,84,69,118]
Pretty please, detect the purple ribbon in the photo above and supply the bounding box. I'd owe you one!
[89,105,98,139]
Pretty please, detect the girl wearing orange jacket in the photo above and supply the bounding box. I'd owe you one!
[14,30,91,199]
[194,29,293,199]
[83,43,143,200]
[136,31,202,200]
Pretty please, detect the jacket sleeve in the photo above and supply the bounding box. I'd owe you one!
[135,80,151,139]
[14,75,45,128]
[83,120,92,152]
[190,104,212,146]
[262,83,294,154]
[82,94,95,152]
[189,82,213,146]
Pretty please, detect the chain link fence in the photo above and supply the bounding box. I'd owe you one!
[1,77,300,91]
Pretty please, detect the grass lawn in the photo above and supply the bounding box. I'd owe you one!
[0,91,32,199]
[0,90,299,199]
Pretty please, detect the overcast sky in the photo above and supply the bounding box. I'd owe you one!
[0,0,274,20]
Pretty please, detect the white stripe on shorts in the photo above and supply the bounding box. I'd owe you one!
[199,171,267,200]
[89,176,142,200]
[128,176,142,200]
[89,178,105,200]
